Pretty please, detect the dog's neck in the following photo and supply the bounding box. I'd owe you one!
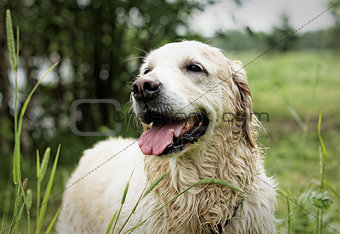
[143,124,260,232]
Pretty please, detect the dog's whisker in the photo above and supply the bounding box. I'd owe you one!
[121,55,145,65]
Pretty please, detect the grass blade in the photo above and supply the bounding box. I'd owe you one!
[105,210,117,234]
[117,187,146,234]
[125,178,243,233]
[112,171,134,234]
[36,145,61,234]
[6,10,16,71]
[283,96,307,131]
[45,206,62,234]
[13,138,20,184]
[323,179,340,202]
[16,26,19,67]
[17,62,59,138]
[6,9,20,185]
[143,173,166,198]
[280,190,291,234]
[39,148,51,182]
[12,61,57,185]
[317,113,327,234]
[198,178,244,193]
[13,62,57,186]
[317,113,327,171]
[26,189,32,234]
[36,150,41,226]
[118,173,167,234]
[26,189,32,210]
[36,150,40,182]
[16,202,25,226]
[121,181,130,204]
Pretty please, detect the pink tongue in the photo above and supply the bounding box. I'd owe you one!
[138,122,185,155]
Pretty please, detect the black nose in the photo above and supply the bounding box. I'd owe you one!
[131,78,161,101]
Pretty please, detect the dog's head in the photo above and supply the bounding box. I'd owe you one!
[132,41,255,157]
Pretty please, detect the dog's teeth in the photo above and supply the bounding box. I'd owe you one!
[180,121,192,135]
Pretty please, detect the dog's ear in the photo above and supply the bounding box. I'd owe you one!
[230,60,256,147]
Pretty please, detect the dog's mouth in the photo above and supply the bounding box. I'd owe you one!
[138,111,209,156]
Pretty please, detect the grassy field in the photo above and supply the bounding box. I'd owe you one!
[231,49,340,233]
[1,49,340,233]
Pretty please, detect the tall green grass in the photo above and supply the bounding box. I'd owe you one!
[240,49,340,233]
[279,109,340,233]
[3,10,61,234]
[278,58,339,233]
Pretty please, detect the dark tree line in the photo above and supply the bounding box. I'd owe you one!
[213,11,340,52]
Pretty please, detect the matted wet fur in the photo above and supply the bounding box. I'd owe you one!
[57,41,277,233]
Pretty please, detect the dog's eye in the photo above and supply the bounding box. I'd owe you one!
[187,64,204,72]
[143,69,151,75]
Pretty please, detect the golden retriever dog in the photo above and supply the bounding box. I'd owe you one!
[57,41,277,233]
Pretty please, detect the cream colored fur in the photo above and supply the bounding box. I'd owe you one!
[57,41,277,233]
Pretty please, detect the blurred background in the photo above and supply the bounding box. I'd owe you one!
[0,0,339,233]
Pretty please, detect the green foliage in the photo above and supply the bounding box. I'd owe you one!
[311,191,332,210]
[36,145,61,234]
[328,0,340,48]
[329,0,340,25]
[45,206,62,234]
[265,13,298,51]
[212,28,338,53]
[213,29,267,51]
[324,180,340,202]
[274,115,337,234]
[4,11,61,234]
